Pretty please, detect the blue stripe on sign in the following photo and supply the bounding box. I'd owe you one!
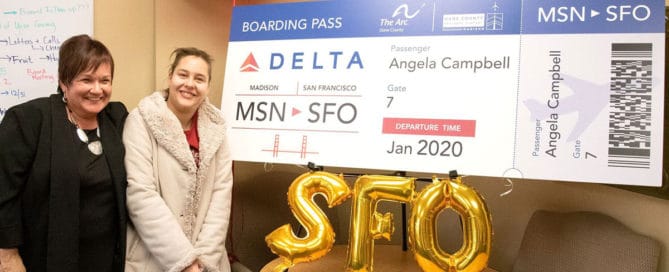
[229,0,664,41]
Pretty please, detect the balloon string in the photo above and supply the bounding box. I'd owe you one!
[293,163,308,171]
[264,162,273,172]
[499,178,514,197]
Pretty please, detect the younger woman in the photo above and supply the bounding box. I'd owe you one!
[123,48,232,272]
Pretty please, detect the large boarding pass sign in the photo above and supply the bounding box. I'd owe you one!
[222,0,665,186]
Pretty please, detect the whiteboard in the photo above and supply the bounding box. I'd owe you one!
[0,0,93,121]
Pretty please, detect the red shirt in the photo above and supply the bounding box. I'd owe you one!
[184,111,200,167]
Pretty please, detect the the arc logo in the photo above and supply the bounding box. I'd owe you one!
[392,3,425,19]
[240,53,259,72]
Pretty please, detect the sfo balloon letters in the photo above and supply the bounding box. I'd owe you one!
[265,171,492,272]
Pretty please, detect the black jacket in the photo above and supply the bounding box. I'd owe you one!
[0,94,128,272]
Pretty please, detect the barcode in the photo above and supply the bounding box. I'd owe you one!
[608,43,652,169]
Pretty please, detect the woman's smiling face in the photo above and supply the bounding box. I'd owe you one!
[166,55,210,113]
[60,63,113,119]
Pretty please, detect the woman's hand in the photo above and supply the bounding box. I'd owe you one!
[181,259,203,272]
[0,248,26,272]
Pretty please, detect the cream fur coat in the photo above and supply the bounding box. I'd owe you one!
[124,91,232,272]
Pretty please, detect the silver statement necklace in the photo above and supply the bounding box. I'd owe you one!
[66,106,103,155]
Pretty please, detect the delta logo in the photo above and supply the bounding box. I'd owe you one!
[240,51,364,72]
[240,53,260,72]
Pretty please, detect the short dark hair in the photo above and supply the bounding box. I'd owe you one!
[168,47,213,83]
[57,34,114,94]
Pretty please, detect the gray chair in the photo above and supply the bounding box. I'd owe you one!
[512,210,661,272]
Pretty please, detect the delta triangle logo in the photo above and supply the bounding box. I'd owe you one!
[240,53,259,72]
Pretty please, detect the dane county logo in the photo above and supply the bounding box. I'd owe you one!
[240,51,364,72]
[379,3,426,33]
[442,2,504,31]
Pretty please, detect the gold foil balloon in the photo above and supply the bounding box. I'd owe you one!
[263,171,493,272]
[408,177,492,272]
[346,175,415,272]
[265,171,351,269]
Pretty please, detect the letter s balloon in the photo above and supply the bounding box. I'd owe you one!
[265,171,351,270]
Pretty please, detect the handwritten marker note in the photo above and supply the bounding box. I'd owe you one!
[0,0,92,121]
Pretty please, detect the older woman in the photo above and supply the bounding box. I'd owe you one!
[0,35,128,272]
[123,47,232,272]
